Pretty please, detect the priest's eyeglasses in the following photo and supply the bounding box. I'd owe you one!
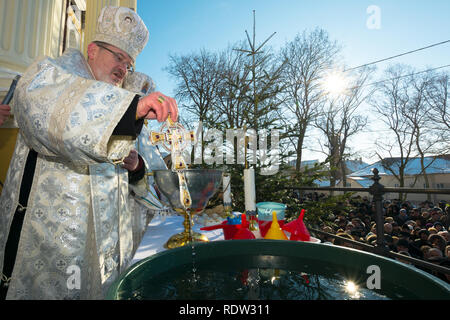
[97,43,134,73]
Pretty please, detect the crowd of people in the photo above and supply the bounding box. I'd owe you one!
[317,196,450,283]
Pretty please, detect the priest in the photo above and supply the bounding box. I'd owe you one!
[0,6,177,299]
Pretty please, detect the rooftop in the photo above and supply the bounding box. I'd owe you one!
[349,155,450,177]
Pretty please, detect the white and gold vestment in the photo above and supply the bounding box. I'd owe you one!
[0,49,141,299]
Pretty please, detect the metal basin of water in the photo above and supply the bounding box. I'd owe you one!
[106,240,450,300]
[153,169,223,213]
[152,169,223,249]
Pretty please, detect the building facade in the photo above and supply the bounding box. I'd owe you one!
[343,156,450,204]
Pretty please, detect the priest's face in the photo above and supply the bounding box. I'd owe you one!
[87,42,134,86]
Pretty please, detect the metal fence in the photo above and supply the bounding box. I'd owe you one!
[284,168,450,277]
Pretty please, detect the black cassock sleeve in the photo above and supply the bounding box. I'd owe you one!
[112,94,146,183]
[112,94,144,138]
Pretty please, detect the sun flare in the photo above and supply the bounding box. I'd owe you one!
[321,70,349,96]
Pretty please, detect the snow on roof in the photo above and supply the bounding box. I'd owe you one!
[349,177,373,188]
[349,155,450,177]
[345,159,370,173]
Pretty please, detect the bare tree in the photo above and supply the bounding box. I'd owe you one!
[214,41,285,132]
[213,43,251,130]
[425,71,450,154]
[166,50,223,126]
[402,71,440,199]
[166,40,285,168]
[370,65,418,200]
[314,66,374,187]
[279,28,340,171]
[166,50,225,165]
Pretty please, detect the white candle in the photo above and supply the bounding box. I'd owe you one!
[223,174,232,207]
[244,168,256,215]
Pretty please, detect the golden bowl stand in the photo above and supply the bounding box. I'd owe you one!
[164,208,209,249]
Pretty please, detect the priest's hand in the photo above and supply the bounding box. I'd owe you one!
[122,149,140,171]
[0,104,11,126]
[136,92,178,122]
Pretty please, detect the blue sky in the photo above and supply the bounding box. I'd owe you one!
[135,0,450,162]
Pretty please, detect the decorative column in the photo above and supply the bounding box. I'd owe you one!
[0,0,65,103]
[0,0,66,187]
[369,168,389,255]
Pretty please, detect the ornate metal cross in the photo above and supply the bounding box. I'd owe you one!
[149,115,195,171]
[149,115,196,209]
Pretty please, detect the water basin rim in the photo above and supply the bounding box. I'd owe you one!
[117,240,450,284]
[107,240,450,299]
